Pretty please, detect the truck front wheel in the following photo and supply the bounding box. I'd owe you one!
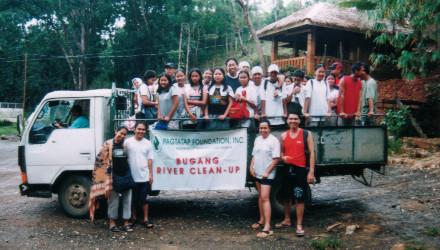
[58,175,91,218]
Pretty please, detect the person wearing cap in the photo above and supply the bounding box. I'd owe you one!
[251,66,264,115]
[238,60,251,73]
[165,63,177,84]
[225,57,241,92]
[260,64,284,126]
[329,62,344,88]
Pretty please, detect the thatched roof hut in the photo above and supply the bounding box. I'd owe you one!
[257,3,384,73]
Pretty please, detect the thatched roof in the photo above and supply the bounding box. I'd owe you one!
[257,3,383,39]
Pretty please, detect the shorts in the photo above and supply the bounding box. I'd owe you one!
[280,164,308,201]
[255,178,274,186]
[132,181,150,206]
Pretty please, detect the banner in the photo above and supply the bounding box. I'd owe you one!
[150,129,248,190]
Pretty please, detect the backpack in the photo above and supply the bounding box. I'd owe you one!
[264,79,282,92]
[228,90,250,120]
[303,129,310,167]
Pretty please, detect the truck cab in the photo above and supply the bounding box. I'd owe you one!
[18,89,113,217]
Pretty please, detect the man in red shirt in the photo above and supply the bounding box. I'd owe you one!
[277,112,315,237]
[337,63,364,126]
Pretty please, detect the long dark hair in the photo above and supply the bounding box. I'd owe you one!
[156,73,172,94]
[189,68,203,94]
[208,67,228,92]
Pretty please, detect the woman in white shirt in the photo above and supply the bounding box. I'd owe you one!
[234,70,259,127]
[249,119,280,238]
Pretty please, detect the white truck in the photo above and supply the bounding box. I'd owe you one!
[18,86,388,218]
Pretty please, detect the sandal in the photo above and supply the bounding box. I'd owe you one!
[296,227,305,237]
[109,226,120,232]
[252,222,264,229]
[144,220,154,229]
[256,230,274,238]
[128,218,136,225]
[124,225,134,232]
[274,223,291,229]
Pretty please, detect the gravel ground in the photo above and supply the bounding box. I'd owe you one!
[0,139,439,249]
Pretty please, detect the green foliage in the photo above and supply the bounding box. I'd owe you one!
[426,227,440,237]
[340,0,440,81]
[425,82,440,106]
[0,120,12,126]
[388,138,403,155]
[310,237,343,249]
[384,106,411,137]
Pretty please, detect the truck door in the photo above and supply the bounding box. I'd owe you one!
[25,98,95,184]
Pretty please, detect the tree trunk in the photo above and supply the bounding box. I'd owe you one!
[178,23,183,68]
[237,0,266,70]
[231,0,247,56]
[185,23,192,77]
[225,24,229,57]
[194,27,200,66]
[139,0,150,33]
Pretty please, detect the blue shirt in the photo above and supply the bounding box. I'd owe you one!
[69,115,89,128]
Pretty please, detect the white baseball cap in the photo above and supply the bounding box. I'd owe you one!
[239,61,250,69]
[267,64,279,73]
[252,66,263,75]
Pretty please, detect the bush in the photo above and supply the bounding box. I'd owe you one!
[384,106,414,137]
[0,120,12,126]
[310,237,342,249]
[388,138,403,155]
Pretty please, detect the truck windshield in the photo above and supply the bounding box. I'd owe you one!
[29,99,89,144]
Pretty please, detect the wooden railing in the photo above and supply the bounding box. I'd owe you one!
[273,56,354,74]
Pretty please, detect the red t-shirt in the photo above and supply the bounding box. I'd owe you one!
[284,129,306,168]
[337,76,362,116]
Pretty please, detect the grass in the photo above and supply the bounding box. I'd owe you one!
[310,237,343,249]
[0,122,18,136]
[405,240,427,250]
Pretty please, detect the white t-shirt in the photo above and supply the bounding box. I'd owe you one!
[173,83,190,118]
[260,79,284,125]
[282,84,306,114]
[252,134,280,179]
[158,85,179,118]
[253,83,262,115]
[235,85,257,127]
[305,79,330,121]
[124,137,154,182]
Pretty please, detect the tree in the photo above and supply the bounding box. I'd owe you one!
[340,0,440,80]
[237,0,266,71]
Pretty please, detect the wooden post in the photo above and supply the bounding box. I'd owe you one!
[339,41,343,63]
[22,53,27,129]
[292,41,296,58]
[306,29,316,74]
[271,37,278,62]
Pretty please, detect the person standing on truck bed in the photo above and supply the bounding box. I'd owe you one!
[125,122,154,229]
[164,62,177,84]
[260,64,285,126]
[337,62,364,126]
[54,105,89,128]
[303,64,331,126]
[250,119,280,238]
[277,112,315,237]
[89,125,134,232]
[156,73,180,130]
[359,63,377,126]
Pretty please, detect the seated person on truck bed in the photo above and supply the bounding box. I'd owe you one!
[54,105,89,129]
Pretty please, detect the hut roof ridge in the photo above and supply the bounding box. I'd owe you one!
[257,2,373,37]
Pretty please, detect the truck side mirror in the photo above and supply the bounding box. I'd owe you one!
[17,114,23,135]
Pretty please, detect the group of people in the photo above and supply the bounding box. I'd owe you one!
[89,121,154,232]
[87,58,378,237]
[130,59,377,130]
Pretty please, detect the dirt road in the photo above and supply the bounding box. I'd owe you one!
[0,139,439,249]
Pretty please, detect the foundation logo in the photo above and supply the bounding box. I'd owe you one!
[152,133,162,152]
